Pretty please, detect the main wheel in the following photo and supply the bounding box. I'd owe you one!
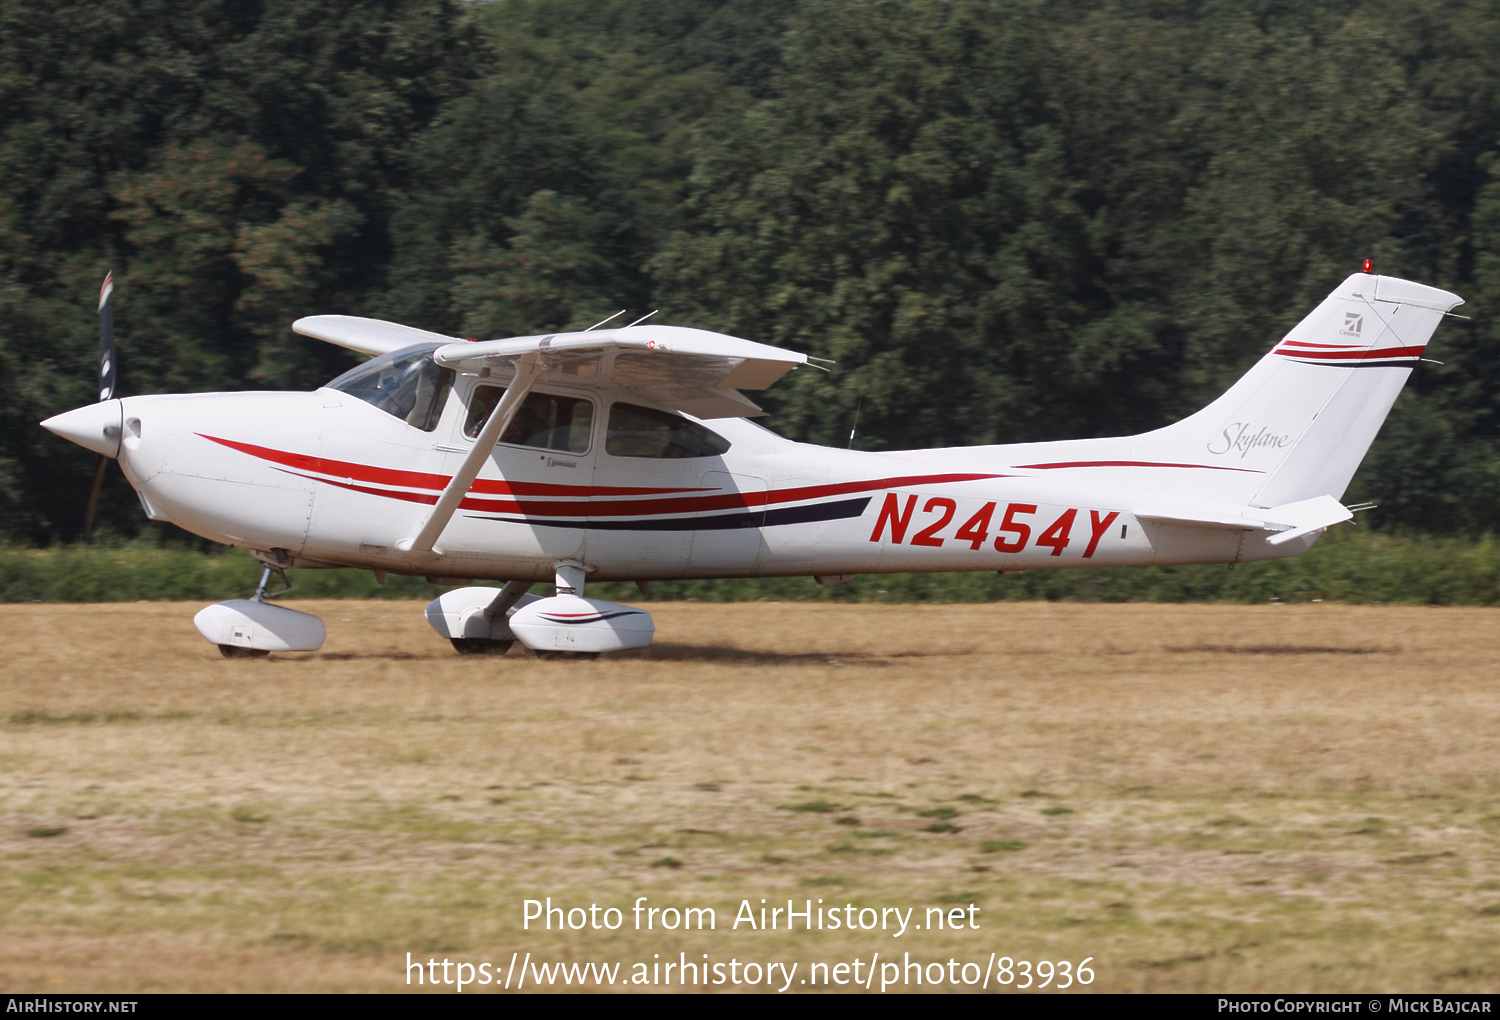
[450,638,514,656]
[533,650,599,661]
[218,644,270,659]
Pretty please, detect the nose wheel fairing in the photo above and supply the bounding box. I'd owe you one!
[193,564,325,656]
[194,599,326,655]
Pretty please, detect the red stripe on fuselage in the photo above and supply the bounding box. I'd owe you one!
[467,473,1004,517]
[280,469,1007,517]
[276,469,439,506]
[212,434,1007,517]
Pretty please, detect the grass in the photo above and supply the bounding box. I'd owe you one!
[784,801,839,814]
[0,599,1498,992]
[14,525,1500,605]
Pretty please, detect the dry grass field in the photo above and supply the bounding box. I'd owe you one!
[1,599,1498,994]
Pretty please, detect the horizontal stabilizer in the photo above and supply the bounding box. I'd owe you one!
[1133,508,1269,530]
[1136,494,1353,543]
[1261,495,1354,545]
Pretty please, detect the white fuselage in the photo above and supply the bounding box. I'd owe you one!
[40,271,1463,658]
[111,372,1316,584]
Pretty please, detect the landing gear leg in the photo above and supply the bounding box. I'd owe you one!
[528,561,600,660]
[216,565,288,657]
[250,564,292,603]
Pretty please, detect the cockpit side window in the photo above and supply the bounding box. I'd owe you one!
[605,403,731,458]
[326,345,454,432]
[464,385,594,454]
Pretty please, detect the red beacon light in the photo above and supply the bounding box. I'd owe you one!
[1362,258,1374,274]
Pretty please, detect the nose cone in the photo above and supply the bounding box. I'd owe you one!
[42,400,123,458]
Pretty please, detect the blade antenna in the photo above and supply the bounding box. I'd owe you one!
[84,271,118,545]
[584,310,626,331]
[625,310,658,328]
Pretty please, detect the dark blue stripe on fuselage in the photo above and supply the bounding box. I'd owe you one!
[468,496,872,531]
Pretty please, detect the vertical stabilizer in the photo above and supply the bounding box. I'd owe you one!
[1125,273,1462,506]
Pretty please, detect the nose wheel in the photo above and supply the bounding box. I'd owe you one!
[218,644,270,659]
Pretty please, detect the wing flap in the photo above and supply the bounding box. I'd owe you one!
[716,358,799,390]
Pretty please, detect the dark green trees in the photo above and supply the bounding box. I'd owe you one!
[0,0,481,539]
[9,0,1500,542]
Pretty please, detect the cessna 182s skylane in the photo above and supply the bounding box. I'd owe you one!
[41,267,1461,658]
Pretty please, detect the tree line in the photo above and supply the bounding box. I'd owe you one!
[5,0,1500,543]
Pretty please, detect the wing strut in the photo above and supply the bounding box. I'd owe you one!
[397,352,544,557]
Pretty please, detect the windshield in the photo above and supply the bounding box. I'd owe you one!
[325,345,454,432]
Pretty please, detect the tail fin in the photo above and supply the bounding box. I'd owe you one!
[1127,273,1462,506]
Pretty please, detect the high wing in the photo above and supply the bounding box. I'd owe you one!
[293,315,460,358]
[294,317,807,419]
[440,324,805,419]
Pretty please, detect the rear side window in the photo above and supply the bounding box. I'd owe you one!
[606,403,730,458]
[464,385,594,454]
[326,346,453,432]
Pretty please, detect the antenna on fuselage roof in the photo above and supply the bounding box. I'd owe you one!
[624,310,658,328]
[584,310,626,331]
[848,396,862,449]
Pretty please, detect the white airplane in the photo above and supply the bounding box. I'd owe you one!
[42,267,1462,659]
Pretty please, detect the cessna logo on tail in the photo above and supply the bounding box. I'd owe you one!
[1208,423,1293,459]
[1340,312,1363,337]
